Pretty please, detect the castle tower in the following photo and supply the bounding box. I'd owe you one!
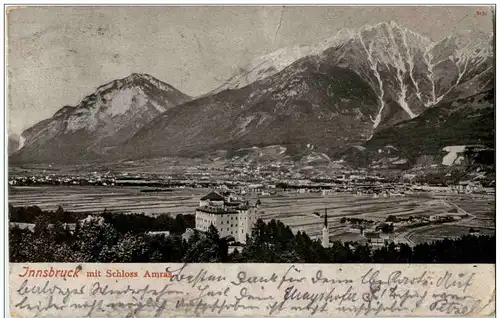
[237,201,258,245]
[322,208,329,248]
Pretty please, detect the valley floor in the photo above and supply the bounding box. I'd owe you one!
[9,186,495,245]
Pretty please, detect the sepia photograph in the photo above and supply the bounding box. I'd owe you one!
[7,5,495,264]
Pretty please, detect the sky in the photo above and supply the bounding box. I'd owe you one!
[7,5,494,135]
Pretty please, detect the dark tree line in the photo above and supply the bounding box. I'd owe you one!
[101,212,194,234]
[234,219,493,263]
[8,207,495,263]
[9,204,194,233]
[9,204,88,224]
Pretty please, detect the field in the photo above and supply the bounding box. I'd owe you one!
[9,186,495,243]
[406,193,496,245]
[409,225,495,245]
[9,186,207,215]
[431,193,496,228]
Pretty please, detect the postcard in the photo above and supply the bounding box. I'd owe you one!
[6,5,495,317]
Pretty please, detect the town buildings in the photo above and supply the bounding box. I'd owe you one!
[364,231,388,248]
[450,181,484,193]
[195,190,260,244]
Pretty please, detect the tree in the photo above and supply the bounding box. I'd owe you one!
[24,215,59,262]
[9,225,36,262]
[328,241,352,263]
[182,224,228,262]
[351,244,372,262]
[385,215,398,223]
[380,223,394,234]
[52,220,70,244]
[173,214,187,234]
[75,219,121,262]
[55,205,65,220]
[33,214,50,237]
[100,233,150,262]
[229,248,245,262]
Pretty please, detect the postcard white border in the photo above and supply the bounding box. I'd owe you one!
[2,2,498,317]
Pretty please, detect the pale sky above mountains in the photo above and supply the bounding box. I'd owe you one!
[7,6,493,135]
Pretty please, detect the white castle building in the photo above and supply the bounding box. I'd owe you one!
[195,191,260,244]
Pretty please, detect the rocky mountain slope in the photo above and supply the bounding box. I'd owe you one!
[341,89,494,169]
[120,59,381,160]
[120,22,493,162]
[8,134,20,155]
[11,22,493,167]
[216,22,492,129]
[10,74,191,164]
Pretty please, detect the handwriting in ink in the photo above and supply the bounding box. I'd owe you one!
[16,279,85,303]
[436,271,475,293]
[230,271,278,285]
[91,282,184,302]
[169,263,226,288]
[311,270,354,285]
[9,266,490,317]
[277,265,306,290]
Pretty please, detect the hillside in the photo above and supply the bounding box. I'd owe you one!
[120,59,380,160]
[8,134,20,155]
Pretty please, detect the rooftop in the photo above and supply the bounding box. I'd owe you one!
[196,206,239,214]
[225,201,245,206]
[364,232,381,239]
[146,231,171,236]
[200,191,225,201]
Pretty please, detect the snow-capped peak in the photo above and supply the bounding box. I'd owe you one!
[212,21,435,94]
[213,45,320,93]
[212,21,493,130]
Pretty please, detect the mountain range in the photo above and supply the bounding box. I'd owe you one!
[9,21,494,170]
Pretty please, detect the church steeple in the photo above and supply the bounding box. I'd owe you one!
[322,207,329,248]
[324,208,328,228]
